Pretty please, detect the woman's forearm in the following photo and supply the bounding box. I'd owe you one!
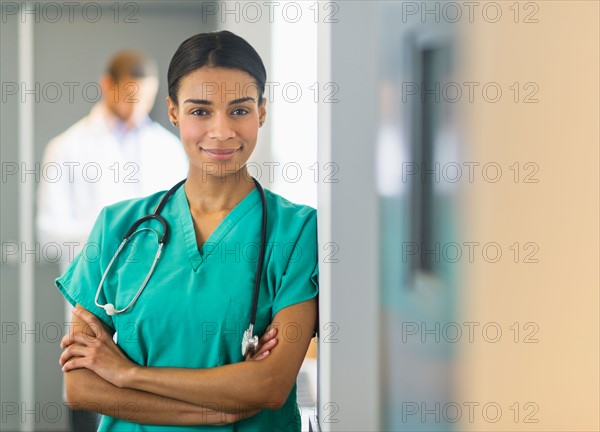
[65,368,258,425]
[63,301,315,416]
[122,300,317,413]
[124,361,281,413]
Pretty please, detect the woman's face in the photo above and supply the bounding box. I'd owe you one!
[167,66,266,179]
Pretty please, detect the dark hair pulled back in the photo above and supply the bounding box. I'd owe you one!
[168,31,267,105]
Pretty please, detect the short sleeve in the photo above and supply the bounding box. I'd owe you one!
[55,207,115,330]
[272,210,319,318]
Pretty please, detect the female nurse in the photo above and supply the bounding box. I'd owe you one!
[56,31,318,431]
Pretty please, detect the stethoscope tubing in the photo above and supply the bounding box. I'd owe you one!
[94,177,267,355]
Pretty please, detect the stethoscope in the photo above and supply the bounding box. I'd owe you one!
[94,177,267,358]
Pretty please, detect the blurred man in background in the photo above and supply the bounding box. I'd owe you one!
[36,50,188,431]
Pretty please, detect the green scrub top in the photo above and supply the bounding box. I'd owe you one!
[55,183,319,432]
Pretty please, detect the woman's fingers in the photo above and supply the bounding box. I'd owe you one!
[59,343,88,366]
[61,331,97,350]
[60,333,72,349]
[62,357,87,372]
[254,350,270,360]
[259,327,277,344]
[248,338,277,361]
[242,327,278,361]
[243,327,278,361]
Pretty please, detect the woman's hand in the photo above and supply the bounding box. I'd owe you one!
[245,327,278,361]
[59,306,136,388]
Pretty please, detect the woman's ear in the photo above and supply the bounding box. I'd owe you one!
[258,99,267,127]
[166,96,179,126]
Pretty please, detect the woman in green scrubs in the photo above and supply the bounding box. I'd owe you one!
[57,31,318,431]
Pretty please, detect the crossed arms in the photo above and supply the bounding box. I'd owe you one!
[60,298,317,426]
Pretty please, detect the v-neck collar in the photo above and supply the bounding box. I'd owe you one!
[175,184,261,271]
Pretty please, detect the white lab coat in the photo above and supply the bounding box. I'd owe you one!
[36,103,189,272]
[37,103,187,406]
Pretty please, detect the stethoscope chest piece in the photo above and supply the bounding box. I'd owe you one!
[104,303,116,316]
[242,324,259,357]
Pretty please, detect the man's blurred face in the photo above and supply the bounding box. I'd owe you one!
[102,74,159,125]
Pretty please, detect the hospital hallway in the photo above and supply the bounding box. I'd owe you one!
[1,1,599,431]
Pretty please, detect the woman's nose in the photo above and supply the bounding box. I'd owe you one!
[207,113,235,140]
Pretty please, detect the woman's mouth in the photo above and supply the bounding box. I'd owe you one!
[202,148,239,161]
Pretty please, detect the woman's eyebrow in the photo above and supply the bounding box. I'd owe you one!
[228,97,256,105]
[184,98,211,105]
[183,97,256,105]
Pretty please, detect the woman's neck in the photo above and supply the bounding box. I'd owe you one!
[184,167,256,214]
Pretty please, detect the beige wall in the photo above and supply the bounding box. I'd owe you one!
[458,2,599,431]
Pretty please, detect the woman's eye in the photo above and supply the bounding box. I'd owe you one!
[190,109,208,116]
[231,108,249,116]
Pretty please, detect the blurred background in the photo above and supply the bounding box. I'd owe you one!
[1,1,598,431]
